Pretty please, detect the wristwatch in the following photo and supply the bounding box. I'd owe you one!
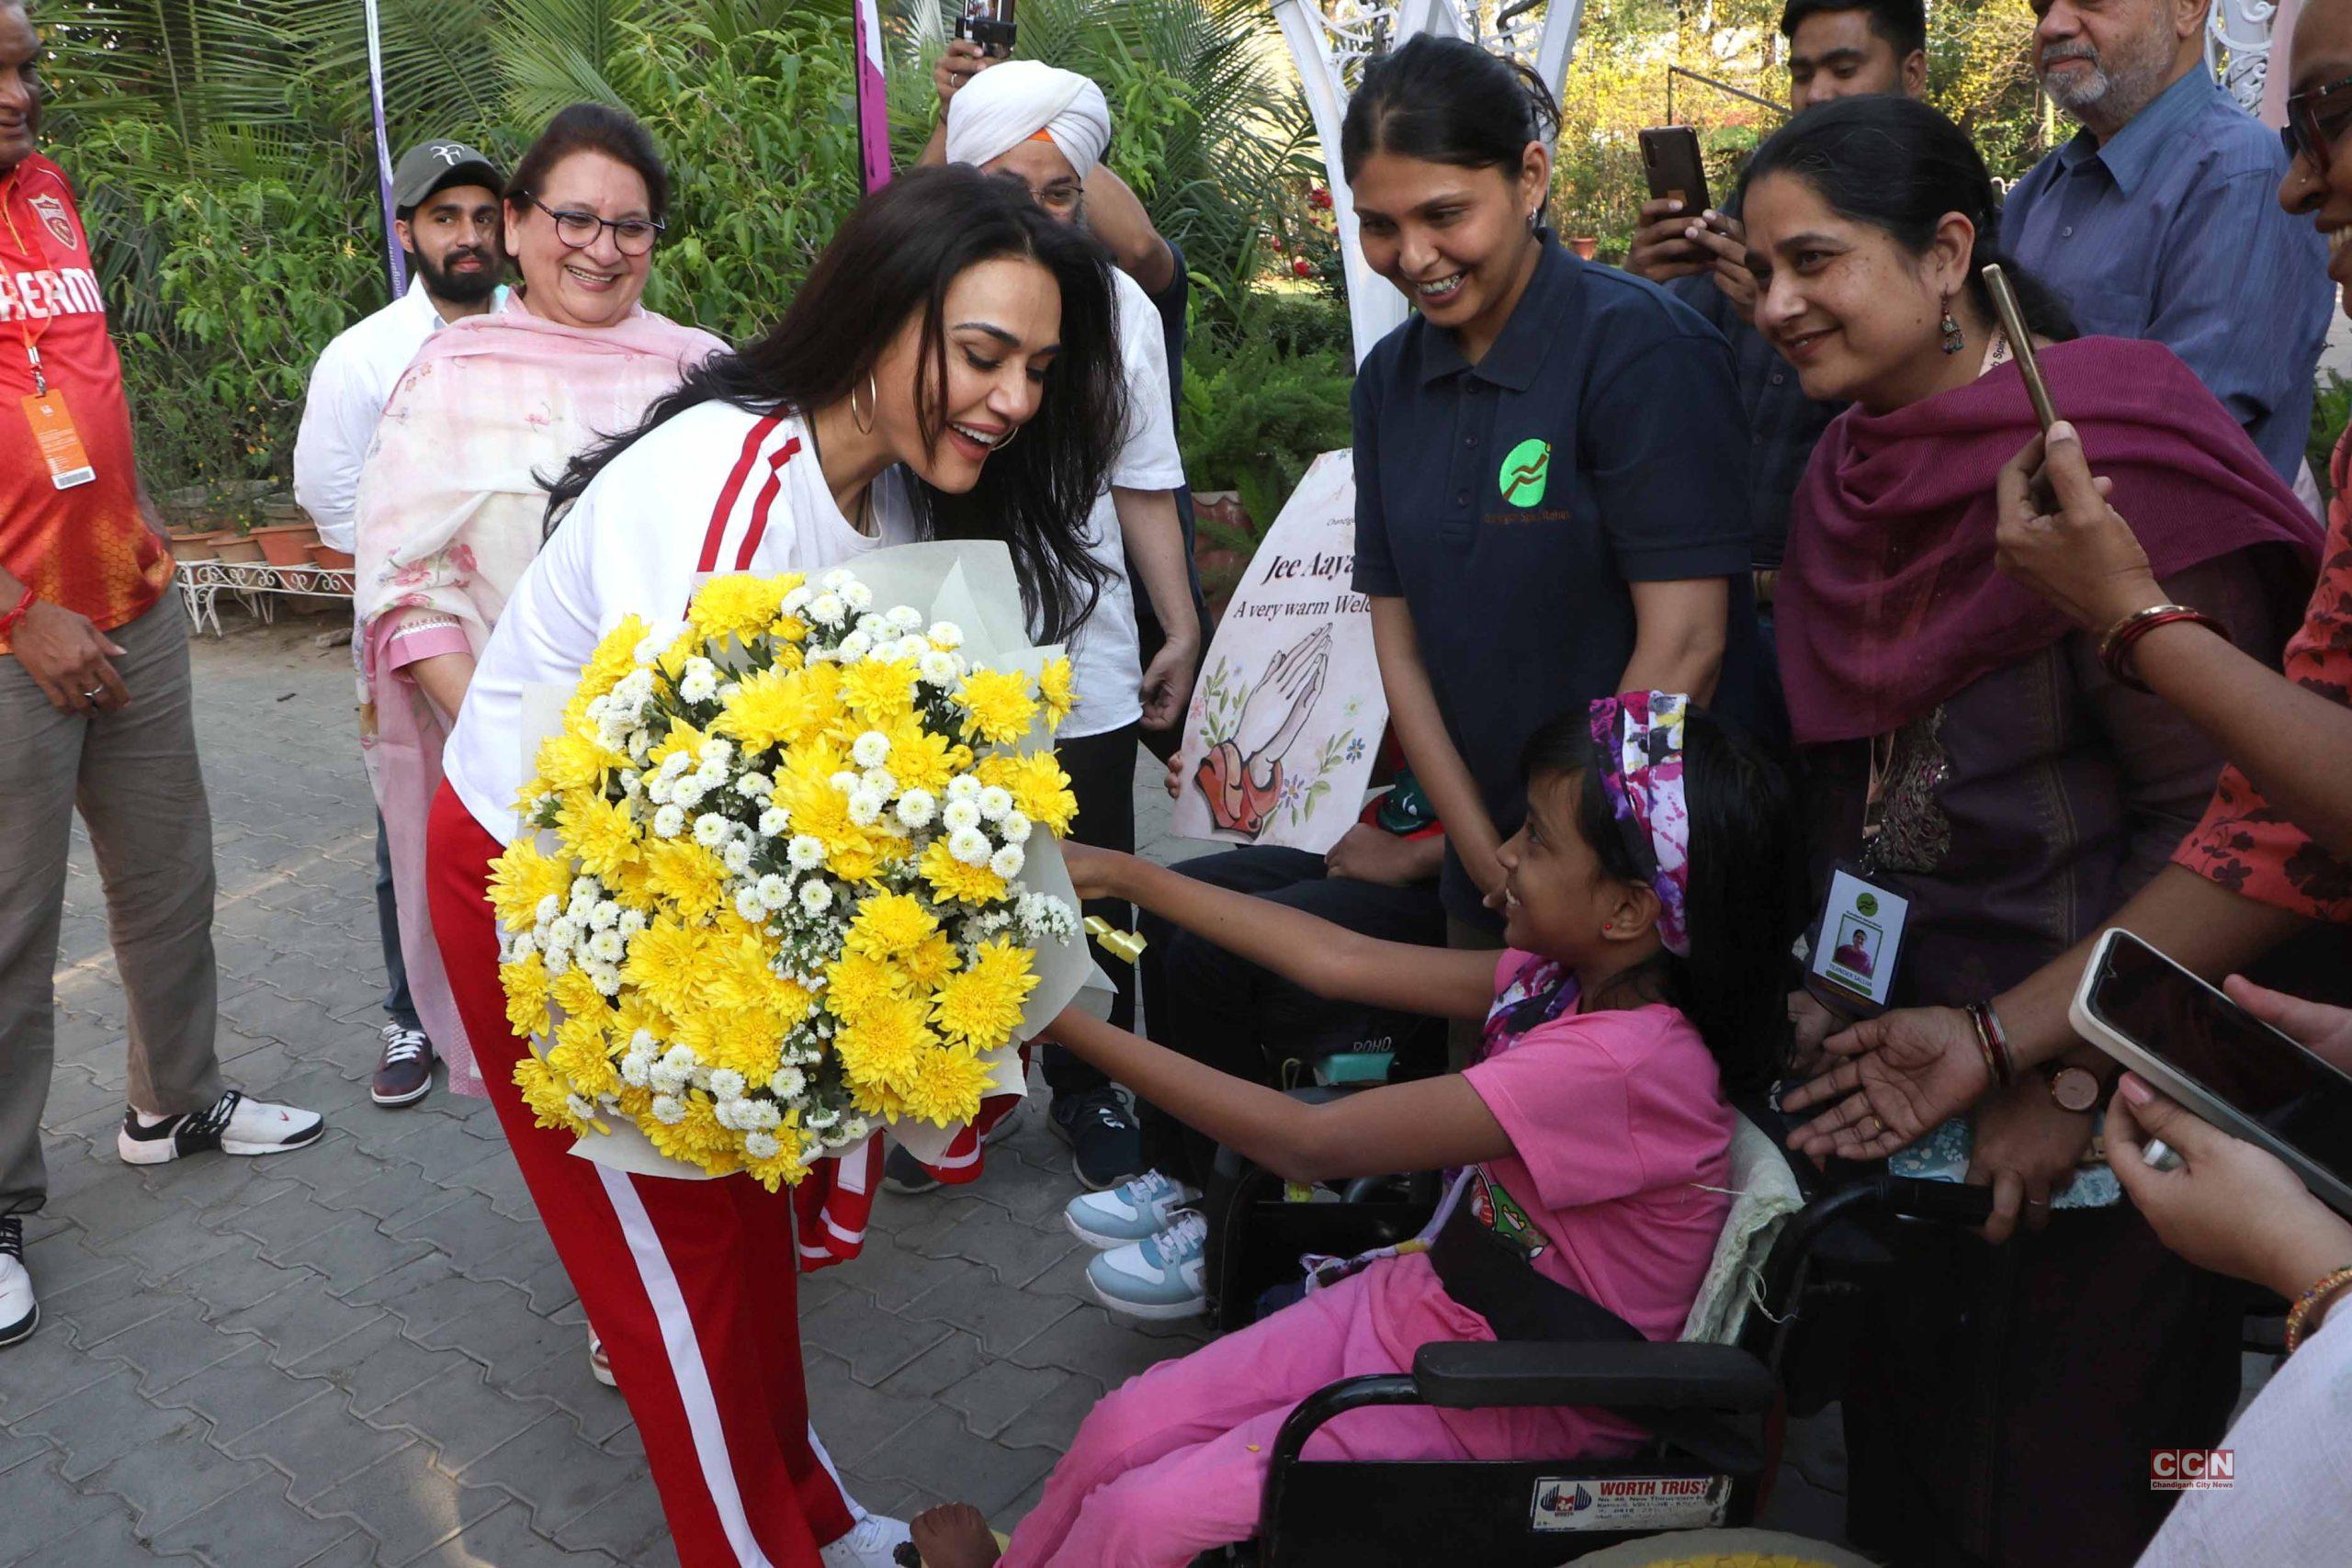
[2045,1064,2102,1113]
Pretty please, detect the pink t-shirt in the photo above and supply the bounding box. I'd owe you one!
[1455,952,1735,1342]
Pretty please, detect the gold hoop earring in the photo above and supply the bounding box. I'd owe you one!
[994,421,1019,452]
[852,372,876,434]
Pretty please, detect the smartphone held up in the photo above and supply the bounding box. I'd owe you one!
[956,0,1018,58]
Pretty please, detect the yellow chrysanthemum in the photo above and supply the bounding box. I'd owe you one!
[535,730,625,798]
[646,1094,738,1171]
[646,717,713,774]
[932,940,1039,1049]
[580,613,652,699]
[688,573,788,645]
[978,751,1080,835]
[899,931,957,991]
[641,838,728,923]
[921,839,1009,906]
[548,1014,620,1099]
[743,1144,809,1194]
[487,840,572,933]
[1039,657,1074,729]
[556,791,640,883]
[844,892,938,961]
[655,626,702,682]
[514,1053,588,1134]
[610,989,672,1050]
[550,966,606,1022]
[840,658,919,725]
[500,954,551,1039]
[898,1048,996,1128]
[717,665,836,752]
[955,668,1038,745]
[881,723,956,795]
[833,993,936,1093]
[767,610,810,646]
[824,952,904,1025]
[622,916,705,1016]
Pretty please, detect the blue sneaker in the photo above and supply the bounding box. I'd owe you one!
[1065,1169,1203,1249]
[1087,1211,1208,1321]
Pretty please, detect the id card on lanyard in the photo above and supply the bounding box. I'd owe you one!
[1803,734,1912,1019]
[3,174,96,491]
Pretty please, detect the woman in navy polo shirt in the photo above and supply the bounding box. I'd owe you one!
[1341,37,1770,993]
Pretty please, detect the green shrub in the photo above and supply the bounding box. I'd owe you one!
[1179,332,1353,543]
[2312,370,2351,502]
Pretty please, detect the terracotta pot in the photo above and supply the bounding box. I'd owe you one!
[250,523,318,567]
[170,529,233,562]
[212,537,266,564]
[309,543,356,570]
[1569,236,1600,261]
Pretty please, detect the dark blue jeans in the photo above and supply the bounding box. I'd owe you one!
[375,809,419,1032]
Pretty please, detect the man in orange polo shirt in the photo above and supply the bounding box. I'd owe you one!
[0,0,321,1351]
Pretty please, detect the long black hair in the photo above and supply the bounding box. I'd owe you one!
[1339,35,1561,187]
[544,165,1125,646]
[1521,704,1800,1095]
[1737,96,2076,342]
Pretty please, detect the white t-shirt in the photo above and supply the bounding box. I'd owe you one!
[445,402,893,843]
[879,265,1185,739]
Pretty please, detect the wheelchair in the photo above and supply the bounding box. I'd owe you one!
[1193,1101,1998,1566]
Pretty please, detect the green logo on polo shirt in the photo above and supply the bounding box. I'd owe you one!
[1499,438,1551,506]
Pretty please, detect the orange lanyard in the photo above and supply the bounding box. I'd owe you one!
[0,167,52,393]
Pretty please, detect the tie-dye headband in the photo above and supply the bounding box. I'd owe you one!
[1589,692,1692,956]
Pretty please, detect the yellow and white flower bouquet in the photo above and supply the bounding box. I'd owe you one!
[488,544,1101,1192]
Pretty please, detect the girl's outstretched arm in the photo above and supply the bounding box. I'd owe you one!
[1044,1006,1512,1185]
[1069,844,1497,1022]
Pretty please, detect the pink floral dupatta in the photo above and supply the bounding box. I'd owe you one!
[356,296,722,1094]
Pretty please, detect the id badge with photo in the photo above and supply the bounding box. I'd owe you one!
[22,388,95,491]
[1804,863,1910,1020]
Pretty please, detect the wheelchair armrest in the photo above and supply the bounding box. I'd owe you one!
[1411,1339,1777,1414]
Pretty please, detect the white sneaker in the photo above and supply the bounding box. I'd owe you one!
[588,1328,616,1387]
[117,1090,325,1166]
[1064,1168,1202,1249]
[0,1216,36,1348]
[819,1513,912,1567]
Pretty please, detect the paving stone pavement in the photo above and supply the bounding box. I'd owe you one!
[2,609,1213,1567]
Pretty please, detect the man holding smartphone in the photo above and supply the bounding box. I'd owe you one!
[1625,0,1927,624]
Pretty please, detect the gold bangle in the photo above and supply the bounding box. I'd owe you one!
[2285,1264,2352,1353]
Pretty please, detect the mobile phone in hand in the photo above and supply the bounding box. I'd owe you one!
[955,0,1017,58]
[1638,126,1713,216]
[1982,263,2059,434]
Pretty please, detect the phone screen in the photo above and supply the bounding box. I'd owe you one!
[2086,932,2352,1186]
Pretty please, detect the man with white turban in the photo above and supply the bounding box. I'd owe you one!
[879,51,1200,1200]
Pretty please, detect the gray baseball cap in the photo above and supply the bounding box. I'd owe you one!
[391,140,503,211]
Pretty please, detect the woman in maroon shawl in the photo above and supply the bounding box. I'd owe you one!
[1740,98,2323,1566]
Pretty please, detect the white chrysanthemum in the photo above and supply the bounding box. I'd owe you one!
[895,788,937,829]
[945,773,981,803]
[546,916,581,953]
[734,887,766,922]
[989,844,1026,879]
[829,770,860,795]
[846,790,885,828]
[888,604,924,632]
[856,613,889,639]
[837,630,873,663]
[619,1054,652,1089]
[768,1066,807,1099]
[758,805,792,838]
[707,1068,746,1100]
[919,649,962,687]
[672,776,707,809]
[678,665,719,705]
[891,635,931,664]
[977,785,1014,821]
[589,961,624,997]
[652,804,687,839]
[821,569,854,592]
[506,932,538,962]
[587,931,626,964]
[743,1131,782,1160]
[567,1093,600,1122]
[851,730,891,769]
[833,1115,871,1147]
[693,813,730,848]
[948,826,991,865]
[798,880,834,916]
[721,841,753,875]
[806,1105,840,1131]
[999,811,1032,845]
[787,835,826,871]
[617,908,648,936]
[861,767,897,798]
[782,584,812,613]
[650,1094,687,1125]
[756,874,792,910]
[942,799,982,833]
[808,592,846,626]
[843,581,875,612]
[536,894,562,925]
[734,772,772,798]
[929,621,964,649]
[698,736,733,765]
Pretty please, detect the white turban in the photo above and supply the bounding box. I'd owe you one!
[944,61,1113,180]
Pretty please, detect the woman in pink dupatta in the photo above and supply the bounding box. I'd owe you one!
[356,103,721,1100]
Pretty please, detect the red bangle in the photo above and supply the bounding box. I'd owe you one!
[2097,604,2225,694]
[1966,1000,2016,1088]
[0,584,35,640]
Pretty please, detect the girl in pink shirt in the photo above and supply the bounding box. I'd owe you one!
[912,693,1799,1568]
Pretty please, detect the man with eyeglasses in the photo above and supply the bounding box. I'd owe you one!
[294,137,506,1109]
[2003,0,2331,491]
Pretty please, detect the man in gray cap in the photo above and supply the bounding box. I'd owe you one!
[293,137,505,1109]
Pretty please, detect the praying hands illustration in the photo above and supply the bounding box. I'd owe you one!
[1193,626,1330,836]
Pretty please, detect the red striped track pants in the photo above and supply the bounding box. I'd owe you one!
[428,782,856,1567]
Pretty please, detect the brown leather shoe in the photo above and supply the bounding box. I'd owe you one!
[370,1024,435,1107]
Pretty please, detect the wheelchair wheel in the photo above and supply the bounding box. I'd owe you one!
[1566,1527,1883,1566]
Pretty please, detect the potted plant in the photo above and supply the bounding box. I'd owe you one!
[247,496,320,567]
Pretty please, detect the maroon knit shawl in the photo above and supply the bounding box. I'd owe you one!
[1778,336,2323,745]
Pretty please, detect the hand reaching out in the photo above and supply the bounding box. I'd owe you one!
[1781,1004,1994,1162]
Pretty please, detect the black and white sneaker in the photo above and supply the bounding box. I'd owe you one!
[0,1216,35,1348]
[879,1101,1026,1196]
[117,1089,324,1167]
[1050,1088,1145,1192]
